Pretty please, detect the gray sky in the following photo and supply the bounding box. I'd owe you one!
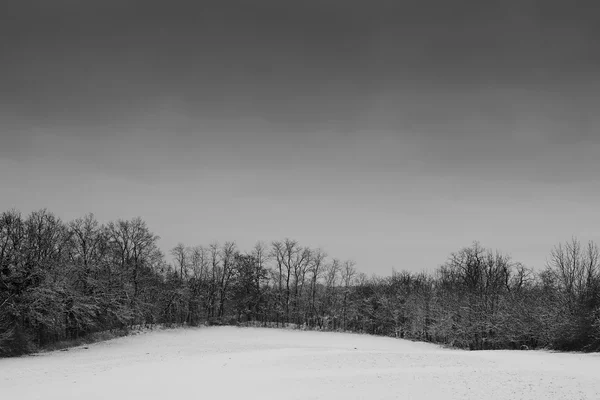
[1,0,599,275]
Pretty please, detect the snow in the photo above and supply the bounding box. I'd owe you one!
[1,326,599,400]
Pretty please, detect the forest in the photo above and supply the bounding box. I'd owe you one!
[1,209,599,356]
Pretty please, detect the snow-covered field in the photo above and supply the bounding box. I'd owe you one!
[1,327,599,400]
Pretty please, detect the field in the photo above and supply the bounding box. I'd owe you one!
[1,326,599,399]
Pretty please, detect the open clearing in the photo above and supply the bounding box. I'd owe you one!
[1,326,599,399]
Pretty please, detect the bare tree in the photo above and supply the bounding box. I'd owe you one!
[268,239,312,323]
[251,242,271,320]
[547,238,599,301]
[545,238,600,348]
[291,247,311,324]
[67,214,106,294]
[170,243,188,280]
[217,241,237,318]
[321,258,341,329]
[270,240,286,324]
[206,242,220,318]
[186,245,209,325]
[308,248,327,327]
[189,245,209,282]
[340,260,356,330]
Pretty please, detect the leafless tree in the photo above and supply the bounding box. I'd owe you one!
[170,243,188,280]
[547,238,599,302]
[206,242,220,318]
[340,260,356,330]
[217,241,237,318]
[321,258,341,329]
[308,248,327,326]
[251,241,270,319]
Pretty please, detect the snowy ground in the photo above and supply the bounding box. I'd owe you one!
[1,327,599,400]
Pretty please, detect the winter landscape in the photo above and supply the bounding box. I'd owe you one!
[3,1,600,399]
[2,326,599,400]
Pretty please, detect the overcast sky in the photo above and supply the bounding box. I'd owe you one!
[1,0,599,275]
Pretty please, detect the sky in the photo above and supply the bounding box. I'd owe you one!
[1,0,599,275]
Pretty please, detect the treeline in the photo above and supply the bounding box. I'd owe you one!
[1,209,599,356]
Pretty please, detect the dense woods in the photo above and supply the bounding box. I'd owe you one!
[1,209,599,356]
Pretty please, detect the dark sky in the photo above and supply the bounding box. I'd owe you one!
[1,0,599,274]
